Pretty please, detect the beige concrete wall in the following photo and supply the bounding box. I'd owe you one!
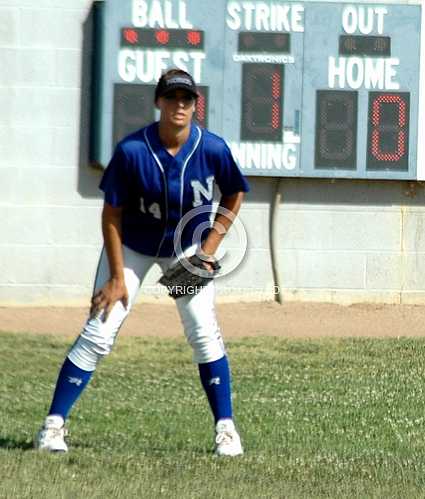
[1,0,424,306]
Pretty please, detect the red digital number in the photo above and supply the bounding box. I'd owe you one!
[194,87,208,128]
[271,70,281,130]
[241,63,283,142]
[370,94,407,162]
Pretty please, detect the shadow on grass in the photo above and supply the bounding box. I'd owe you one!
[0,436,33,451]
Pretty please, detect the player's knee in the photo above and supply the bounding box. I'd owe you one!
[69,316,122,368]
[68,335,112,371]
[185,327,225,364]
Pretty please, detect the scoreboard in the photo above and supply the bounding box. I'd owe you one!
[90,0,425,180]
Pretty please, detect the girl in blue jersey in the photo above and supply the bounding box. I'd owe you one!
[36,69,249,456]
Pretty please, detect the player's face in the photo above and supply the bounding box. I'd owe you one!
[157,90,196,129]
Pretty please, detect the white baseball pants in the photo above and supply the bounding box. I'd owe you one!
[68,245,226,371]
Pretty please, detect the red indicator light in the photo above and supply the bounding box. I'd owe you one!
[187,31,201,46]
[121,28,204,50]
[155,30,170,45]
[123,29,138,44]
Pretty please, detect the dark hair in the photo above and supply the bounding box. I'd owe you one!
[154,68,198,102]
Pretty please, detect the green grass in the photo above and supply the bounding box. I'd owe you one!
[1,332,425,498]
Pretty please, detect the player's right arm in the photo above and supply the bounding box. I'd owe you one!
[90,202,129,321]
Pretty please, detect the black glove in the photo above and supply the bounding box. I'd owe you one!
[159,254,221,299]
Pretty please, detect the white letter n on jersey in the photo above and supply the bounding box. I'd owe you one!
[191,176,214,207]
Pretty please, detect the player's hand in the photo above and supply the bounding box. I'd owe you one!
[196,248,216,273]
[201,260,215,273]
[90,277,129,322]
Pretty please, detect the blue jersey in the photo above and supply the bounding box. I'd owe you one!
[99,122,250,257]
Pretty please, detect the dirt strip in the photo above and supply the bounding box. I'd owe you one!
[0,302,424,339]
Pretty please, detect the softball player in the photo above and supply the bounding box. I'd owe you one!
[35,69,249,456]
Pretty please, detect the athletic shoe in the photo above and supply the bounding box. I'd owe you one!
[214,419,243,457]
[35,415,68,452]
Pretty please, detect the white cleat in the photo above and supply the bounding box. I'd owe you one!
[214,419,243,457]
[35,415,68,452]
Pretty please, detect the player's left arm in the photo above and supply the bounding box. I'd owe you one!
[200,191,245,260]
[199,137,249,263]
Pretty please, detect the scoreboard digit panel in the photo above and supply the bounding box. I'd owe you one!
[112,83,209,146]
[113,83,156,146]
[301,2,420,178]
[315,90,358,169]
[221,5,303,175]
[366,91,410,171]
[91,0,422,180]
[241,63,284,142]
